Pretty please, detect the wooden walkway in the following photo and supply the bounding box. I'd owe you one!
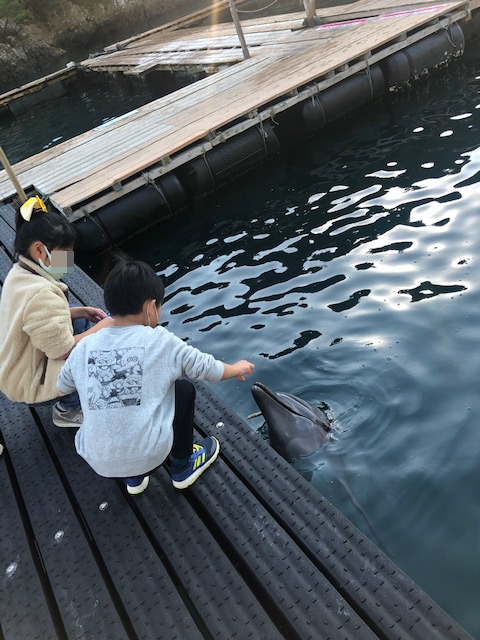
[0,201,474,639]
[0,0,471,223]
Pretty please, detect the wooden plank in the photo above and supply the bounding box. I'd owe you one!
[122,16,303,45]
[50,3,467,209]
[103,0,248,52]
[102,28,302,54]
[86,49,245,72]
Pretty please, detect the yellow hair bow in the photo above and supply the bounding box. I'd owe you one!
[20,196,47,222]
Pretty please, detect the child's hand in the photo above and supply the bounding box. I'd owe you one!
[71,306,107,322]
[84,306,108,323]
[221,360,255,381]
[233,360,255,381]
[95,315,115,329]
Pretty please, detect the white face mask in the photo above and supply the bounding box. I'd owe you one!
[146,303,159,327]
[38,245,74,280]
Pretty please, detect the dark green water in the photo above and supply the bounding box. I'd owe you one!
[2,29,480,640]
[0,72,193,165]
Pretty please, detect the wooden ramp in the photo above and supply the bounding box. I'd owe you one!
[0,201,474,639]
[0,0,470,221]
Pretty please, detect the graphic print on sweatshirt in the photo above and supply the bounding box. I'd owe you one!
[87,347,144,409]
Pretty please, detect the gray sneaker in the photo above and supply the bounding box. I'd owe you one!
[52,403,83,428]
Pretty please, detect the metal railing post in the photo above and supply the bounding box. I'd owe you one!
[0,147,27,203]
[303,0,319,27]
[228,0,250,59]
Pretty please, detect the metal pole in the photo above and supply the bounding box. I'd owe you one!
[228,0,250,60]
[303,0,318,27]
[0,146,27,203]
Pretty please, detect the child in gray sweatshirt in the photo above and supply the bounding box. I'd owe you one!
[57,259,254,494]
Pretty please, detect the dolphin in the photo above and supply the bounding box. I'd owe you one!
[251,383,388,554]
[251,382,331,461]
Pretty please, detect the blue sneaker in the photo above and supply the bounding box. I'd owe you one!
[125,476,149,495]
[171,437,220,490]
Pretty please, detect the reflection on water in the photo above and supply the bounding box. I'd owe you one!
[105,50,480,638]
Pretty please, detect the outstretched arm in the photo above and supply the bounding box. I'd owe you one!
[221,360,255,381]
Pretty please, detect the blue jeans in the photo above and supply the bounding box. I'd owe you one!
[31,315,88,412]
[58,316,89,410]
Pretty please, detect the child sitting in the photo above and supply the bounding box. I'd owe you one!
[57,259,254,494]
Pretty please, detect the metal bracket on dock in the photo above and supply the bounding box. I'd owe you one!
[112,182,123,192]
[207,130,227,144]
[206,130,219,142]
[142,172,166,197]
[215,132,228,144]
[304,85,318,99]
[160,156,172,166]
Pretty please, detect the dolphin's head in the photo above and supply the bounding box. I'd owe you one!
[251,382,331,461]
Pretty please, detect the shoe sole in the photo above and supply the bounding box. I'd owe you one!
[52,417,83,428]
[172,437,220,490]
[127,476,149,495]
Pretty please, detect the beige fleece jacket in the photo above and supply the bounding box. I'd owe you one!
[0,256,75,404]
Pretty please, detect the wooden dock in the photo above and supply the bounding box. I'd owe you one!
[0,0,471,225]
[0,201,474,639]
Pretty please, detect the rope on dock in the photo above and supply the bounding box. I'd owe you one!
[237,0,280,13]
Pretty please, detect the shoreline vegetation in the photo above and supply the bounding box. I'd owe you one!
[0,0,213,93]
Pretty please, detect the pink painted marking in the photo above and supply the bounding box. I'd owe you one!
[315,4,449,30]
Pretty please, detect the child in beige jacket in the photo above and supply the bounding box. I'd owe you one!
[0,197,112,426]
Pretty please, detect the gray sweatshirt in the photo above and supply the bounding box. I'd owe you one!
[57,325,224,477]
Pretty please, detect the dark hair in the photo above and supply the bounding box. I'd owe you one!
[14,208,77,258]
[103,259,165,316]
